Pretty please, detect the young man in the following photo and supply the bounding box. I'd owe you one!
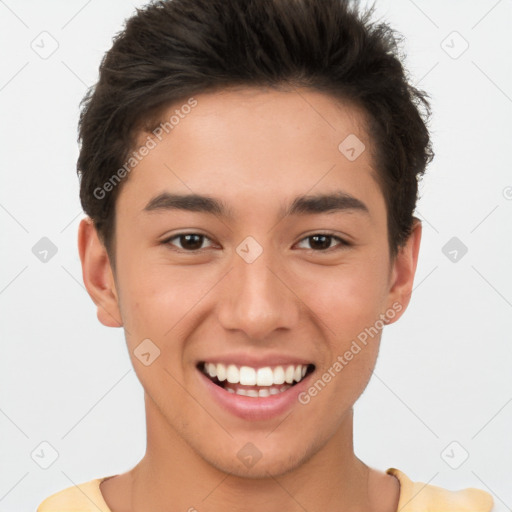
[38,0,494,510]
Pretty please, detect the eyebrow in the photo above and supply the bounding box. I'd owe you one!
[143,191,370,219]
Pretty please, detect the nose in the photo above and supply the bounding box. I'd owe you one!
[216,243,301,340]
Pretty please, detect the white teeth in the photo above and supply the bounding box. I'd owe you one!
[232,384,292,397]
[207,362,217,377]
[239,366,256,385]
[273,366,285,384]
[226,364,239,384]
[216,364,227,381]
[256,367,274,386]
[203,362,311,387]
[284,365,295,384]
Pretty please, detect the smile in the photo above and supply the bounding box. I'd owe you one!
[198,361,315,397]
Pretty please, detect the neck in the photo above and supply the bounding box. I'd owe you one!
[127,393,372,512]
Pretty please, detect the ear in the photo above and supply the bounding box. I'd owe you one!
[384,217,422,324]
[77,217,123,328]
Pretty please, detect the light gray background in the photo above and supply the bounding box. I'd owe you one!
[1,0,511,510]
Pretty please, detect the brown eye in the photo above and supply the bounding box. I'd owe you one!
[162,233,213,252]
[296,233,349,252]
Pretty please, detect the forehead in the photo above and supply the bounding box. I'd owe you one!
[117,86,384,221]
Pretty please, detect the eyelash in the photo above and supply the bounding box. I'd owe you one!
[161,232,350,253]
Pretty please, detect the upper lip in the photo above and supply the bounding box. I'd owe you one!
[197,354,314,369]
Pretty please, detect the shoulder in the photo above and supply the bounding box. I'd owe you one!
[387,468,494,512]
[36,476,114,512]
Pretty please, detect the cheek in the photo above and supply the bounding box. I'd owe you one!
[117,267,198,398]
[113,240,229,383]
[118,263,215,349]
[305,259,389,337]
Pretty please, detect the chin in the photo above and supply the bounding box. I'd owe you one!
[196,435,318,480]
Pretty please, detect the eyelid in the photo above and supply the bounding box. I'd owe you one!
[162,232,216,252]
[161,231,350,253]
[295,232,350,252]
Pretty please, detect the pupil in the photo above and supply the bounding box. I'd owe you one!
[182,234,203,250]
[310,235,330,250]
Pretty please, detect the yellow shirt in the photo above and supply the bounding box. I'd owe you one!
[37,467,494,512]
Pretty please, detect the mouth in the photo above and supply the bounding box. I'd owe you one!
[197,361,316,397]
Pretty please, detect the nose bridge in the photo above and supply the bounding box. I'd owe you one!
[217,238,299,338]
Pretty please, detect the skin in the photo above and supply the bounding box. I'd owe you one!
[78,86,421,512]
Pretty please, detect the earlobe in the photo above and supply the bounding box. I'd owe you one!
[384,218,422,324]
[77,217,123,328]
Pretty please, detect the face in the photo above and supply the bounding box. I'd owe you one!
[79,86,420,478]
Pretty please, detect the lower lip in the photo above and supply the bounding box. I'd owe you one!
[197,367,313,421]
